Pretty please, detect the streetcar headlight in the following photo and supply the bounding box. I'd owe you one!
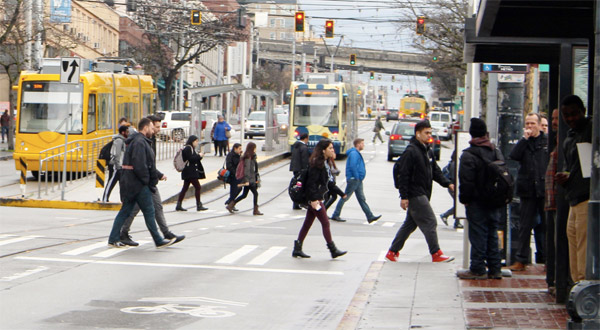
[332,132,338,140]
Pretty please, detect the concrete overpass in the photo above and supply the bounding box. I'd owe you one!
[257,39,431,76]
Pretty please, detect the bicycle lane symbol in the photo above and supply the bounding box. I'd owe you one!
[120,296,248,318]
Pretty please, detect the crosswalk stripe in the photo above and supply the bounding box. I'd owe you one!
[377,250,388,261]
[62,242,106,256]
[92,240,151,258]
[382,222,395,227]
[0,235,42,247]
[247,246,286,265]
[215,245,258,264]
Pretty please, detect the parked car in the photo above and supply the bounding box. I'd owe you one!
[244,111,266,139]
[385,109,399,122]
[158,111,191,141]
[386,120,441,161]
[428,111,453,140]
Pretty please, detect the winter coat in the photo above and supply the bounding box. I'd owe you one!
[373,118,384,132]
[396,136,450,200]
[562,118,593,206]
[119,132,161,201]
[213,121,232,141]
[109,134,126,169]
[345,147,366,181]
[289,140,309,172]
[226,151,241,175]
[241,155,259,184]
[306,162,329,202]
[509,132,548,198]
[458,137,502,205]
[181,145,206,180]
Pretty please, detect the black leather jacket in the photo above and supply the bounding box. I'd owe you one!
[119,132,161,201]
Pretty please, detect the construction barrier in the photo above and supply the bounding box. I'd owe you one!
[19,157,27,197]
[95,159,106,188]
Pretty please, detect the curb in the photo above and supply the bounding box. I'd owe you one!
[336,261,384,330]
[0,152,290,210]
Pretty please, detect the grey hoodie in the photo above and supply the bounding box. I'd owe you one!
[110,134,126,170]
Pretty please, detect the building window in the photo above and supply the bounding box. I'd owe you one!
[270,19,275,27]
[270,32,276,40]
[280,32,286,40]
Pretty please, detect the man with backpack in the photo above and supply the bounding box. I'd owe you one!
[457,118,509,279]
[508,113,548,272]
[385,120,454,263]
[102,125,129,203]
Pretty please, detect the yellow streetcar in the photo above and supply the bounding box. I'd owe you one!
[399,92,429,118]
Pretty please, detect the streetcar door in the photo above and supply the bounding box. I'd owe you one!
[87,93,97,134]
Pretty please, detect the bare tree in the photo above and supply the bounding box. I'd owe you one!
[126,1,248,110]
[393,0,468,98]
[252,63,290,93]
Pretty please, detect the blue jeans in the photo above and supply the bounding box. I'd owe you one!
[108,186,163,244]
[1,126,8,141]
[332,179,374,220]
[466,202,502,275]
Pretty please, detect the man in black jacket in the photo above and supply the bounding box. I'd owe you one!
[289,133,309,209]
[457,118,504,279]
[385,120,455,263]
[107,118,174,248]
[508,113,548,271]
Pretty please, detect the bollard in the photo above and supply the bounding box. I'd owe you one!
[95,159,106,201]
[19,157,27,197]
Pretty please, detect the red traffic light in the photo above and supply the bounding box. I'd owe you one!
[416,16,425,35]
[417,18,424,24]
[325,20,334,38]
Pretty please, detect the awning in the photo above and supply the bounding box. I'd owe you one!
[156,79,191,90]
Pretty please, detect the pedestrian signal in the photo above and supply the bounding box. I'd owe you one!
[350,54,356,66]
[191,10,201,25]
[295,12,305,32]
[325,20,334,38]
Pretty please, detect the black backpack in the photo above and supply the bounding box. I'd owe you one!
[98,141,113,162]
[466,148,514,208]
[288,169,309,205]
[392,157,402,189]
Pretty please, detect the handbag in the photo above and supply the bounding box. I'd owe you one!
[217,159,230,185]
[235,159,245,180]
[225,129,232,139]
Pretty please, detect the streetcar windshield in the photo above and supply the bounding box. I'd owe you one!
[403,101,424,110]
[19,81,83,134]
[293,89,339,127]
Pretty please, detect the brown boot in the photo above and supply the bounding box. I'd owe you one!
[253,205,263,216]
[508,261,526,271]
[226,201,236,214]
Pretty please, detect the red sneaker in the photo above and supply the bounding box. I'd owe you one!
[385,250,399,262]
[432,249,455,262]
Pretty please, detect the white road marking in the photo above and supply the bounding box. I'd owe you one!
[215,245,258,264]
[377,250,388,261]
[247,246,286,265]
[92,240,150,258]
[291,215,305,219]
[215,225,225,228]
[363,221,374,225]
[138,297,248,307]
[198,228,208,231]
[183,230,192,233]
[62,242,106,256]
[258,226,285,230]
[274,214,291,219]
[0,266,49,281]
[382,222,395,227]
[14,256,344,276]
[231,223,239,225]
[0,235,43,247]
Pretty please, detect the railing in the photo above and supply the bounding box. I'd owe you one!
[155,127,187,161]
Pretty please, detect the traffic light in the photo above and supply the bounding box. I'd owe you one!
[325,20,334,38]
[391,75,395,82]
[191,10,201,25]
[349,54,356,65]
[432,55,439,62]
[295,11,305,32]
[126,0,136,12]
[369,71,374,80]
[427,73,432,81]
[416,16,425,35]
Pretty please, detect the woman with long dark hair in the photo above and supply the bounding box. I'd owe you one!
[226,142,263,215]
[293,139,346,259]
[176,135,208,211]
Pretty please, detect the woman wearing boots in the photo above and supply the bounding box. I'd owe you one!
[293,139,347,259]
[226,142,262,215]
[176,135,208,212]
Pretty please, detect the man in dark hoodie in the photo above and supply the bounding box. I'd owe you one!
[289,133,309,209]
[508,112,548,271]
[107,118,174,248]
[385,120,454,263]
[456,118,504,279]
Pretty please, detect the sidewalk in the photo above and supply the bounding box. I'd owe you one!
[0,142,287,210]
[340,262,568,330]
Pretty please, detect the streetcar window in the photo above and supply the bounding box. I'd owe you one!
[19,81,83,134]
[87,94,96,133]
[293,89,339,127]
[403,101,423,110]
[143,94,154,116]
[98,93,113,130]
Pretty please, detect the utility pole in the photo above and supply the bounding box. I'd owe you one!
[24,0,32,70]
[322,35,344,73]
[292,35,296,81]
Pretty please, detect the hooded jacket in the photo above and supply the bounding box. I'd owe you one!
[110,134,126,170]
[458,137,502,205]
[509,132,548,198]
[289,140,309,172]
[345,147,366,181]
[119,132,161,201]
[397,136,450,200]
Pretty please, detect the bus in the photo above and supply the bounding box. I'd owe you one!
[399,92,429,118]
[13,58,157,178]
[287,80,358,155]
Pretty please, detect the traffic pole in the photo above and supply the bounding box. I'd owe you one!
[95,159,106,202]
[19,157,27,198]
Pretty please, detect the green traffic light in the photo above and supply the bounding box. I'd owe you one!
[432,56,438,62]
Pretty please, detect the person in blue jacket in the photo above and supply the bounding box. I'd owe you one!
[212,115,231,157]
[330,138,381,223]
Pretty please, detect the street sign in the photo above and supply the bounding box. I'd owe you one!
[482,63,529,74]
[60,57,81,84]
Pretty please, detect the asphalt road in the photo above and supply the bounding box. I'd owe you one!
[0,121,461,329]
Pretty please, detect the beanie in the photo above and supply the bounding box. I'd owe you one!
[469,118,487,138]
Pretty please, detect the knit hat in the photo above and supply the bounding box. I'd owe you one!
[469,118,487,138]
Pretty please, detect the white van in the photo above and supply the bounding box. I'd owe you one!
[429,111,453,140]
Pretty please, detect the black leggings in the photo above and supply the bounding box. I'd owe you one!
[235,183,258,206]
[178,179,201,205]
[216,140,227,156]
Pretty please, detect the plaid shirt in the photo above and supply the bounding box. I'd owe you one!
[544,147,558,211]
